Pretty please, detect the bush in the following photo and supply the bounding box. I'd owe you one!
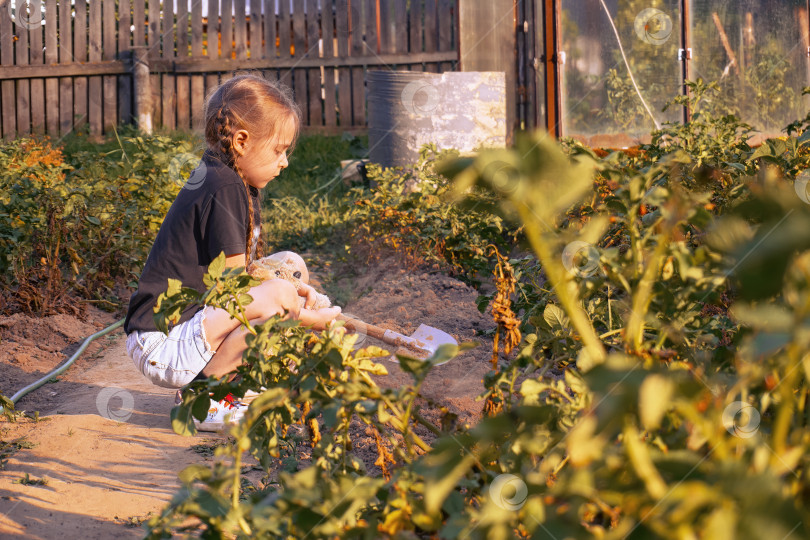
[0,132,194,314]
[347,145,515,284]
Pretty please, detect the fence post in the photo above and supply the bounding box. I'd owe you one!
[130,46,153,134]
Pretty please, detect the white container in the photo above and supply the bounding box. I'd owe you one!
[366,71,507,167]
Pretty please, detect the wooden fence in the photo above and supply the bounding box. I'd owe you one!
[0,0,458,138]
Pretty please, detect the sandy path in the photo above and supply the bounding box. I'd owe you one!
[0,334,219,539]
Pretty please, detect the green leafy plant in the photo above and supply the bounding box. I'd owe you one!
[142,100,810,538]
[0,133,189,313]
[348,145,514,284]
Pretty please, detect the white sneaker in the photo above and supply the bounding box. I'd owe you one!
[193,396,248,432]
[240,389,266,404]
[178,388,264,406]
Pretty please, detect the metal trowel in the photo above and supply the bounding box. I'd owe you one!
[337,315,458,365]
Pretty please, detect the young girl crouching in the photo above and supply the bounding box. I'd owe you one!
[123,74,341,431]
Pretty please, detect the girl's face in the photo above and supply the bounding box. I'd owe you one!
[233,116,297,189]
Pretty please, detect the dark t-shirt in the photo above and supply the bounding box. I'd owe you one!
[124,150,261,334]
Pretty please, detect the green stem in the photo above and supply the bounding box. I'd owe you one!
[517,205,606,365]
[401,379,427,459]
[232,447,242,509]
[773,344,801,456]
[600,329,624,339]
[358,371,431,453]
[233,294,258,336]
[412,410,442,437]
[625,236,669,353]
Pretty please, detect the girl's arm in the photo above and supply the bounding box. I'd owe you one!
[299,306,342,331]
[224,252,339,328]
[224,253,247,268]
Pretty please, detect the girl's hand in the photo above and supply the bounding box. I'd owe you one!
[298,283,318,309]
[299,306,342,330]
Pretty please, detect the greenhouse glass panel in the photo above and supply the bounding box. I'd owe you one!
[690,0,809,137]
[561,0,683,146]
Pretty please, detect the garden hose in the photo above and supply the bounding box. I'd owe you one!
[0,318,125,413]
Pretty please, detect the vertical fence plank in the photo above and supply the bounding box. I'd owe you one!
[44,0,58,135]
[263,0,277,83]
[0,0,16,138]
[438,0,452,71]
[379,0,393,54]
[219,0,233,86]
[88,0,102,135]
[59,0,75,135]
[278,0,290,56]
[234,0,247,60]
[306,0,322,126]
[364,0,377,56]
[15,1,31,135]
[132,0,146,128]
[29,0,45,133]
[350,0,364,125]
[191,0,205,130]
[162,0,176,130]
[118,0,132,126]
[405,0,418,71]
[424,0,437,72]
[221,0,233,59]
[250,0,262,58]
[264,0,276,60]
[409,0,422,55]
[177,0,189,56]
[292,3,308,121]
[278,0,292,89]
[103,0,118,131]
[177,0,190,130]
[438,0,452,50]
[206,0,221,99]
[394,0,407,55]
[72,1,85,134]
[335,0,351,126]
[148,0,161,128]
[322,0,337,126]
[133,0,145,47]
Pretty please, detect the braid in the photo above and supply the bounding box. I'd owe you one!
[234,161,256,268]
[213,106,235,166]
[204,74,301,270]
[213,106,257,268]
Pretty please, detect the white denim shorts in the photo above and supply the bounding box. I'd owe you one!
[125,307,214,388]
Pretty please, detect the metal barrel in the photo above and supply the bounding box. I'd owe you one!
[366,70,507,168]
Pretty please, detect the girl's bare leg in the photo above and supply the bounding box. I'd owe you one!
[200,278,299,378]
[199,278,341,379]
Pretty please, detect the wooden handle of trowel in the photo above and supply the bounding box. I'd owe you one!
[336,314,392,341]
[336,314,425,350]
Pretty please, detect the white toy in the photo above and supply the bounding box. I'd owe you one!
[249,251,332,310]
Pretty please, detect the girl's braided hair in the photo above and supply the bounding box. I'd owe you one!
[203,73,300,266]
